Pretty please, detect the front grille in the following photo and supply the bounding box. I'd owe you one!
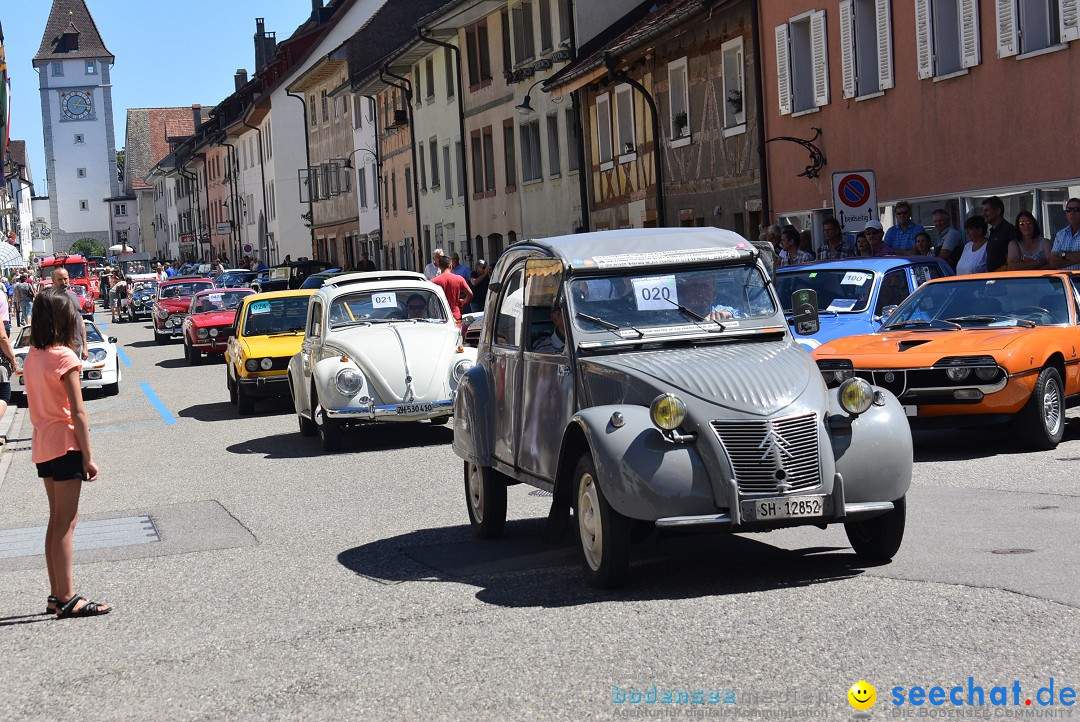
[857,370,906,397]
[710,413,821,494]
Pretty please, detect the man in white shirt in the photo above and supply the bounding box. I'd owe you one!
[424,248,444,280]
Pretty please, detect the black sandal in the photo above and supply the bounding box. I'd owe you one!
[55,594,112,618]
[46,595,58,614]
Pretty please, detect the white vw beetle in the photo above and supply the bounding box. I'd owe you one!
[288,271,478,452]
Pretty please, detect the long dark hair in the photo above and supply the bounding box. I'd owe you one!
[30,287,80,350]
[1015,211,1041,239]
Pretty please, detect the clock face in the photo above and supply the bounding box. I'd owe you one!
[61,91,93,121]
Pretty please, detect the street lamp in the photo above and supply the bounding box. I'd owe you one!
[342,147,381,170]
[515,79,546,115]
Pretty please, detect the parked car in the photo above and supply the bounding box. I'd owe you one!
[288,271,478,452]
[152,278,215,344]
[215,269,258,289]
[250,268,272,293]
[813,270,1080,450]
[13,321,121,397]
[298,268,344,290]
[776,256,954,350]
[181,288,254,365]
[121,275,158,322]
[460,311,484,347]
[224,289,314,415]
[453,228,912,587]
[253,261,332,293]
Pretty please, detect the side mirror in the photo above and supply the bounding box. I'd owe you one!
[108,336,117,344]
[790,289,820,336]
[876,305,898,323]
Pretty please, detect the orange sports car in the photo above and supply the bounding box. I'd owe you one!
[812,271,1080,450]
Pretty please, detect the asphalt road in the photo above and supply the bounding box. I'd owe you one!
[0,307,1077,720]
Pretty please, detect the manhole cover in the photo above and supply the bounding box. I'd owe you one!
[529,489,553,497]
[991,548,1034,555]
[0,516,159,559]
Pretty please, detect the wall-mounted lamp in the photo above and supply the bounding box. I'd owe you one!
[515,79,546,115]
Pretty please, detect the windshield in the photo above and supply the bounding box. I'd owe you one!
[776,268,877,313]
[328,289,447,328]
[119,260,151,275]
[72,285,87,296]
[193,290,252,313]
[241,296,310,336]
[131,281,158,295]
[886,277,1071,328]
[568,265,777,337]
[160,282,213,299]
[217,272,256,288]
[85,323,104,343]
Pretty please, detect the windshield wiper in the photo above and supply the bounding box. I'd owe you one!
[945,314,1034,328]
[266,328,306,337]
[883,319,961,330]
[575,311,643,338]
[661,297,724,331]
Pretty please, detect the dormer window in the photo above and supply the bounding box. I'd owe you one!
[85,60,96,75]
[61,31,80,52]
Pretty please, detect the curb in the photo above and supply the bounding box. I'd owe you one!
[0,404,17,442]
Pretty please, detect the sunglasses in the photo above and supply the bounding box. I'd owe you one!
[408,304,426,311]
[1067,208,1080,213]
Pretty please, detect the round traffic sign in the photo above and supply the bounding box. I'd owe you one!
[243,243,253,254]
[837,174,872,208]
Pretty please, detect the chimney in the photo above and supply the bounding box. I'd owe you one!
[192,104,203,128]
[254,17,277,71]
[234,69,249,91]
[311,0,324,21]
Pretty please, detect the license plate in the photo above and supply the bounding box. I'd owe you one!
[903,405,918,417]
[397,403,434,414]
[747,495,825,521]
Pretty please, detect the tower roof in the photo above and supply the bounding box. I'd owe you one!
[34,0,114,64]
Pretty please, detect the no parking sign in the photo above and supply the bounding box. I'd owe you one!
[831,171,878,234]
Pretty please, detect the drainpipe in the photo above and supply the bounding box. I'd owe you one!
[177,166,201,262]
[286,90,317,260]
[361,94,386,268]
[416,27,472,248]
[563,0,589,233]
[200,155,212,262]
[381,65,423,272]
[750,0,770,226]
[603,52,666,228]
[241,116,272,264]
[220,139,242,264]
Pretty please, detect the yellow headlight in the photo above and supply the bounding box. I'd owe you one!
[838,377,874,415]
[650,393,687,431]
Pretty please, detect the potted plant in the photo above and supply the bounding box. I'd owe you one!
[673,110,688,138]
[726,89,743,116]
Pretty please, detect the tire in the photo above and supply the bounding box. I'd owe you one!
[185,341,201,366]
[103,364,120,397]
[1014,366,1064,450]
[573,453,631,588]
[318,404,343,452]
[845,495,906,562]
[236,382,254,415]
[429,416,450,426]
[464,461,508,539]
[227,370,238,405]
[154,332,167,345]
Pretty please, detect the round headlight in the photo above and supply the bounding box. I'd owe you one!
[975,366,998,381]
[452,358,474,382]
[946,367,971,382]
[245,359,258,372]
[259,357,273,371]
[15,354,25,371]
[650,393,687,431]
[197,328,209,339]
[88,349,107,363]
[838,378,875,415]
[156,307,169,320]
[335,368,364,396]
[209,328,220,338]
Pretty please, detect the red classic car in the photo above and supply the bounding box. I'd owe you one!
[152,278,215,345]
[181,288,253,364]
[72,284,96,317]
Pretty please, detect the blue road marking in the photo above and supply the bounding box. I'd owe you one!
[116,347,133,366]
[139,382,177,425]
[98,322,108,331]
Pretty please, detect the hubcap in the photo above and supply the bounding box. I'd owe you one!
[577,473,603,571]
[1043,378,1062,435]
[468,464,484,521]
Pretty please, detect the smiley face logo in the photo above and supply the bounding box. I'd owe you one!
[848,680,876,710]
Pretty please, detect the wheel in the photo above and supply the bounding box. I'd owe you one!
[185,341,201,366]
[317,403,343,452]
[573,453,631,588]
[1014,366,1064,450]
[154,332,166,345]
[429,416,450,426]
[464,461,507,539]
[227,370,238,405]
[236,381,254,415]
[845,495,906,562]
[103,364,120,397]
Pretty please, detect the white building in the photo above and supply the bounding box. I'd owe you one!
[3,140,38,263]
[34,0,121,250]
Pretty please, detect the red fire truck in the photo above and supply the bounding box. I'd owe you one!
[37,254,95,298]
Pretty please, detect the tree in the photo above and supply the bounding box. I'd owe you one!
[116,147,125,184]
[70,238,107,258]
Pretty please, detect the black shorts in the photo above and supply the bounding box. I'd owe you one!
[0,382,9,404]
[36,450,86,481]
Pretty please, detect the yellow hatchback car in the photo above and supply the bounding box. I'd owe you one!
[225,289,314,415]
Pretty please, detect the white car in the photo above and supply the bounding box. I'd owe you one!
[13,321,122,396]
[288,271,477,452]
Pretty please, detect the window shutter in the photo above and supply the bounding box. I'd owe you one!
[875,0,894,90]
[996,0,1018,57]
[839,1,856,97]
[914,0,934,79]
[960,0,981,67]
[1061,0,1080,42]
[775,24,792,115]
[810,11,830,107]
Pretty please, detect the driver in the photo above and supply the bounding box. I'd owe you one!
[680,273,741,322]
[533,302,566,354]
[406,294,429,319]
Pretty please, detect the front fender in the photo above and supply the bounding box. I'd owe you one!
[827,387,913,503]
[452,363,496,466]
[313,355,367,408]
[562,405,716,521]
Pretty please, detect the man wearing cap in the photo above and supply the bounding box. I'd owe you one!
[864,221,896,256]
[469,260,492,313]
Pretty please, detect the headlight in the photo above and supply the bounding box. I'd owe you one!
[156,307,169,319]
[452,359,474,382]
[259,357,273,371]
[209,328,220,338]
[133,301,143,308]
[816,359,855,387]
[197,328,209,339]
[975,366,998,381]
[87,349,107,363]
[15,354,25,371]
[838,378,874,415]
[946,367,970,382]
[650,393,687,431]
[335,368,364,395]
[245,359,258,372]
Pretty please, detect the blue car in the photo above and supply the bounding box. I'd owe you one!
[776,256,954,350]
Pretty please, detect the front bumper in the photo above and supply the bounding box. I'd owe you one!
[191,338,230,353]
[237,374,289,397]
[326,398,454,421]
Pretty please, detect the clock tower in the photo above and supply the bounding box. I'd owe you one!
[34,0,119,252]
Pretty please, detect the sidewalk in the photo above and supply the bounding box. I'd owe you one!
[0,404,22,497]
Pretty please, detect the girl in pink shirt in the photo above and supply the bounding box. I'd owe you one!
[24,288,110,618]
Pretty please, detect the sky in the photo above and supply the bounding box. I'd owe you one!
[2,0,315,193]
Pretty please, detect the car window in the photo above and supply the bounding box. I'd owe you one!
[160,282,213,299]
[241,296,310,336]
[308,300,323,338]
[494,267,526,347]
[776,269,876,313]
[888,276,1069,327]
[875,270,910,315]
[194,290,250,313]
[327,289,447,328]
[85,324,104,343]
[911,263,945,288]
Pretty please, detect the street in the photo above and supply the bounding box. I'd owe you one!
[0,309,1077,721]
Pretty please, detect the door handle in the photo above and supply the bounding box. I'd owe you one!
[484,353,495,362]
[557,365,572,377]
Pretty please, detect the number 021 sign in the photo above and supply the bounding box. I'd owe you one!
[632,275,678,310]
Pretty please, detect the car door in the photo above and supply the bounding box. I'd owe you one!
[516,260,574,481]
[874,269,912,317]
[489,264,526,466]
[296,299,324,414]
